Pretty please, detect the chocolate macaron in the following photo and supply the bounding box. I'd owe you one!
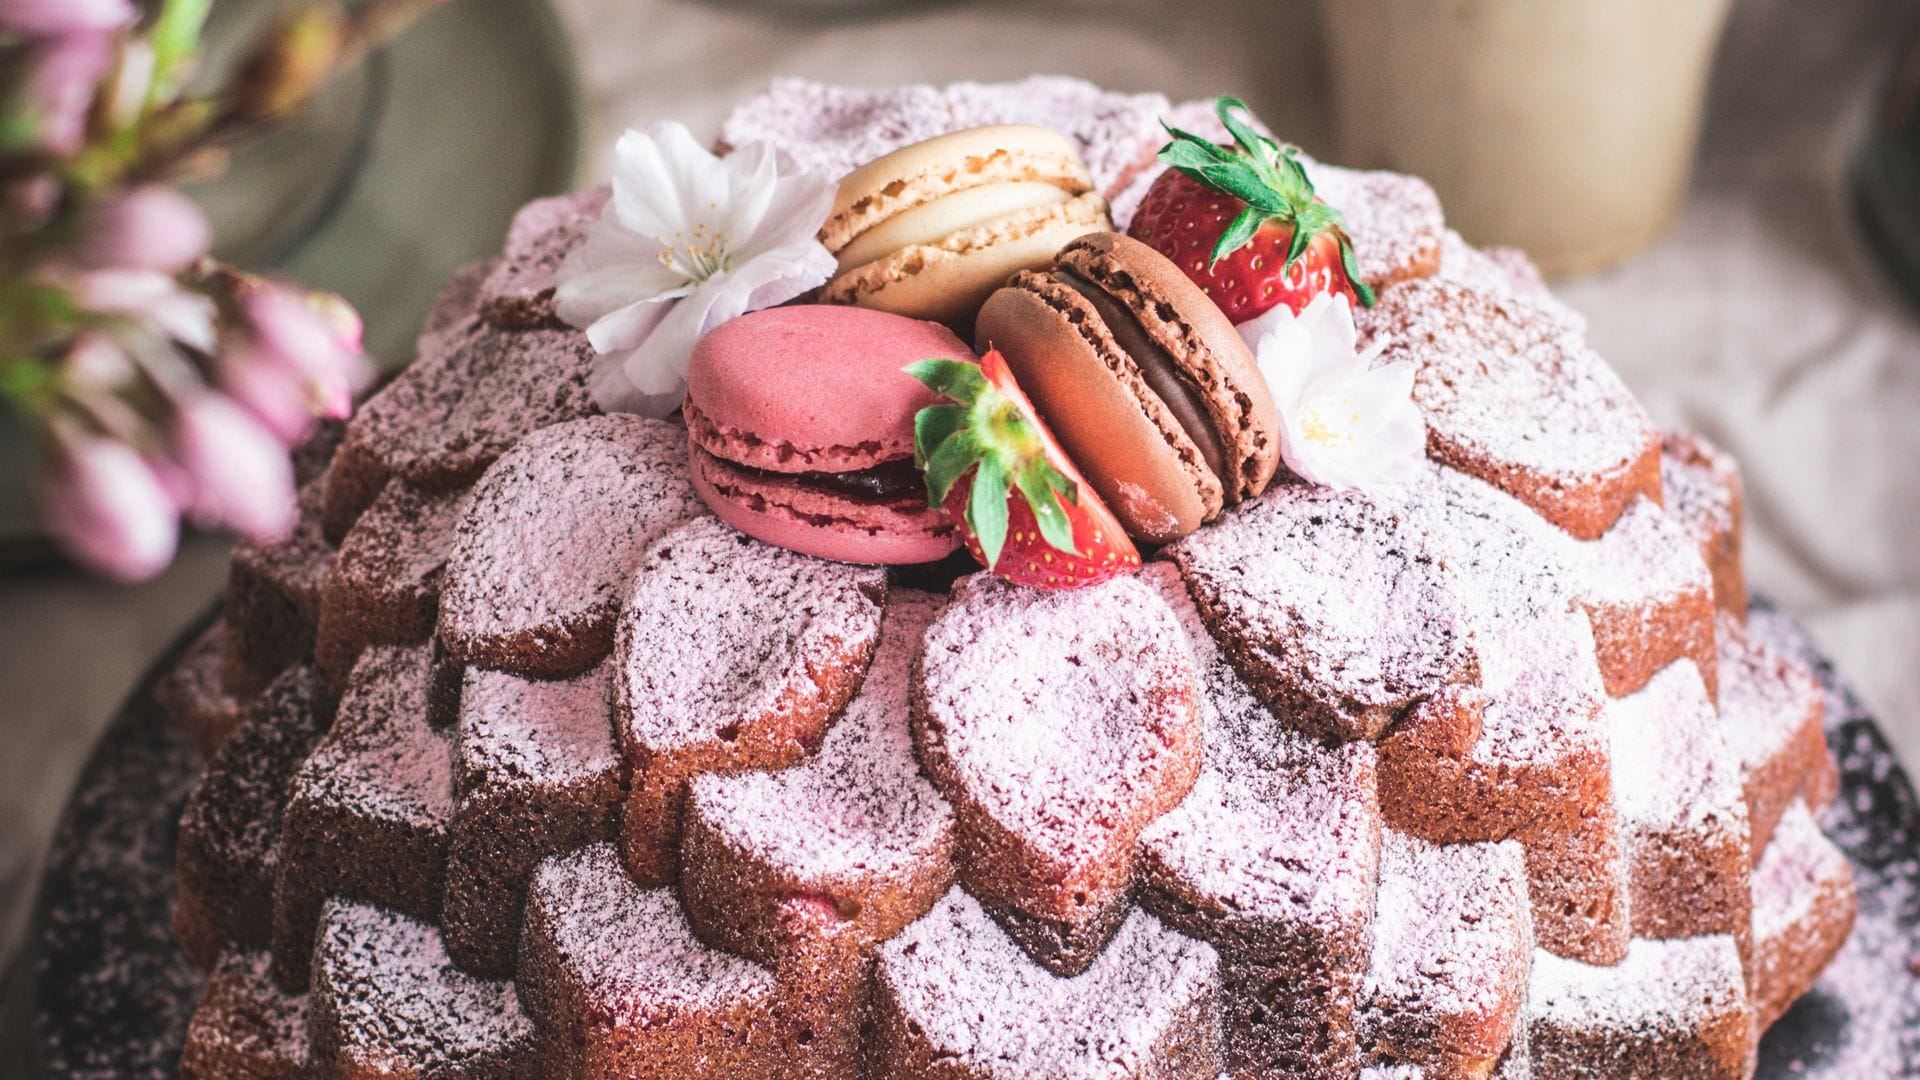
[684,305,971,565]
[975,232,1280,544]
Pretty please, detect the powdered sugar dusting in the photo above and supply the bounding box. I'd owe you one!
[296,645,451,829]
[310,898,535,1070]
[1169,481,1476,743]
[1529,935,1747,1034]
[182,950,308,1074]
[914,573,1199,872]
[619,515,885,755]
[526,844,776,1012]
[1662,432,1741,551]
[1718,611,1823,786]
[344,314,599,492]
[1361,832,1532,1060]
[1136,563,1381,956]
[456,661,617,795]
[481,186,610,327]
[720,76,1163,197]
[440,414,701,675]
[688,590,951,882]
[1359,276,1658,532]
[1573,498,1711,612]
[1609,661,1743,843]
[876,888,1220,1076]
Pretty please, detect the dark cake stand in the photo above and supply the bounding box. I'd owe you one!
[1,601,1915,1078]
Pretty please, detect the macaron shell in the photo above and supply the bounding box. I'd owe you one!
[1057,232,1281,502]
[685,305,974,472]
[822,192,1111,329]
[822,124,1094,253]
[976,281,1222,544]
[834,181,1074,273]
[690,444,961,565]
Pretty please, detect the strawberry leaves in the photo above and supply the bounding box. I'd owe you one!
[905,356,1080,571]
[1156,96,1375,307]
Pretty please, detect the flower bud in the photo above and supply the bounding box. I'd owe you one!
[72,268,219,351]
[0,0,136,36]
[75,185,212,273]
[39,430,180,582]
[237,283,371,416]
[169,393,297,540]
[10,31,113,156]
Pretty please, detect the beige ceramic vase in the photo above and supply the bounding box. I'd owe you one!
[1316,0,1734,277]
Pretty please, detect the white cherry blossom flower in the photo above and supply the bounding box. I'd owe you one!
[555,121,838,417]
[1237,292,1427,494]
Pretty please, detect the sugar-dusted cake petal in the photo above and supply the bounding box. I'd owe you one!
[174,664,326,970]
[1137,563,1382,1076]
[272,644,452,989]
[1572,498,1718,700]
[156,621,250,760]
[871,888,1223,1078]
[323,313,599,535]
[1660,431,1747,618]
[1359,832,1533,1077]
[1717,610,1834,860]
[1169,483,1479,744]
[682,590,954,963]
[1610,660,1752,947]
[439,414,700,678]
[1751,800,1857,1029]
[309,899,539,1077]
[479,185,610,328]
[914,573,1202,975]
[1528,936,1753,1080]
[518,844,785,1077]
[316,479,469,693]
[720,76,1165,198]
[443,660,622,977]
[618,515,886,882]
[1360,278,1662,541]
[227,475,334,694]
[180,950,309,1079]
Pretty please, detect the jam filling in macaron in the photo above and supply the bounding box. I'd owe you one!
[819,124,1113,329]
[975,232,1281,544]
[683,305,975,565]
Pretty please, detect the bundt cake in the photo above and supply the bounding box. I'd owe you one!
[163,76,1858,1078]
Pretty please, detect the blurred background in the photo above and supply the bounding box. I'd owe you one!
[2,0,1918,984]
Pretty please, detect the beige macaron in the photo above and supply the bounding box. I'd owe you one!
[820,125,1113,329]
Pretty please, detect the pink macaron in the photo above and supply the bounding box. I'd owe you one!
[683,305,976,565]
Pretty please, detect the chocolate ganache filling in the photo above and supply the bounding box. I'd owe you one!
[1056,271,1228,483]
[736,455,928,504]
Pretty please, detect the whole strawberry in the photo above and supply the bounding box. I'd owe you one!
[1128,96,1374,323]
[906,350,1140,590]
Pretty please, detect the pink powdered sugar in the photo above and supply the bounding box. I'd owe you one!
[618,515,886,755]
[456,661,618,796]
[439,414,700,671]
[687,589,951,882]
[876,888,1220,1076]
[189,950,309,1069]
[310,898,535,1067]
[480,186,611,327]
[1361,831,1533,1058]
[1752,799,1855,949]
[1135,564,1382,954]
[913,572,1200,872]
[527,843,776,1012]
[719,76,1165,198]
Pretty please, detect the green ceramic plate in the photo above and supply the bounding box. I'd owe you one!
[0,0,585,565]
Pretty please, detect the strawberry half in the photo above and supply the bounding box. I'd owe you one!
[1127,95,1375,323]
[906,350,1141,590]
